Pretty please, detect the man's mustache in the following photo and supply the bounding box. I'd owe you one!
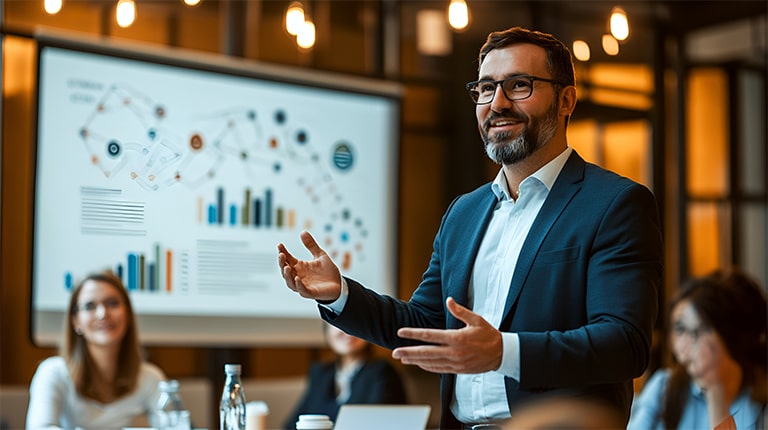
[483,111,527,131]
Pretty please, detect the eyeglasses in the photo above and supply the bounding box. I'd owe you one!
[671,322,710,342]
[465,75,564,105]
[76,297,123,314]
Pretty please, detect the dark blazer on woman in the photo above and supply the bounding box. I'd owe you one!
[283,358,407,429]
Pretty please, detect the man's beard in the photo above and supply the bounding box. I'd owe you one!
[482,100,559,165]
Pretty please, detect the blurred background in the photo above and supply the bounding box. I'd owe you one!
[2,0,766,428]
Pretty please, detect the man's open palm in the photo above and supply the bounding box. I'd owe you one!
[277,230,342,302]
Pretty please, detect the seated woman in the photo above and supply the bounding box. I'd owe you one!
[284,323,408,429]
[628,269,767,430]
[26,270,166,430]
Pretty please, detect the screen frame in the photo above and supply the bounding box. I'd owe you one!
[29,29,402,348]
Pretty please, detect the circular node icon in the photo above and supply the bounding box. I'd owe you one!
[189,133,204,151]
[79,127,89,138]
[148,128,157,140]
[332,142,354,171]
[247,110,256,120]
[273,163,282,172]
[296,130,308,144]
[106,140,122,158]
[155,105,166,119]
[274,109,287,124]
[340,231,349,243]
[240,151,248,160]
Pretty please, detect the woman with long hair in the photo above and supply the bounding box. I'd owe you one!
[26,270,166,429]
[629,269,767,429]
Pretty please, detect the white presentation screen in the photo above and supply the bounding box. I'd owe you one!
[31,34,400,346]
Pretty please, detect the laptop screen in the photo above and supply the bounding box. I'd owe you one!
[334,405,431,430]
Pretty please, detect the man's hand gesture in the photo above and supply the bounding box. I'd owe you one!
[277,230,342,302]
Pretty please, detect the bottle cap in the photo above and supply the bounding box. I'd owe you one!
[224,363,242,375]
[158,379,180,392]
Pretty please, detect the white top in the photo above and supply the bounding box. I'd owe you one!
[26,356,165,430]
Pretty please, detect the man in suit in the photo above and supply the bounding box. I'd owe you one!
[278,26,663,429]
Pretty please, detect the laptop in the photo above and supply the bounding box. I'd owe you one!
[334,404,432,430]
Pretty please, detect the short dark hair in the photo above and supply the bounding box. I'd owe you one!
[478,27,575,88]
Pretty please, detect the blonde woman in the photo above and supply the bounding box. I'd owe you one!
[26,270,165,429]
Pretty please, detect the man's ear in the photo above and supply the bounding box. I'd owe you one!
[558,85,577,117]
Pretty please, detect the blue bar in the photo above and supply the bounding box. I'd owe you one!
[208,205,216,224]
[217,187,224,225]
[139,254,145,291]
[116,264,124,283]
[148,263,156,291]
[265,189,272,227]
[229,204,237,225]
[127,253,138,291]
[254,199,261,227]
[64,272,73,291]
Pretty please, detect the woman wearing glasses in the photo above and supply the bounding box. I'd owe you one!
[26,270,166,430]
[628,270,767,430]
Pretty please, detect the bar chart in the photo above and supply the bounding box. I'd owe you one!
[198,186,297,229]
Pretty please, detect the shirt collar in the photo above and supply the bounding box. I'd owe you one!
[491,146,573,201]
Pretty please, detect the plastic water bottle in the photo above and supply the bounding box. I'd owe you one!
[155,379,191,430]
[219,363,246,430]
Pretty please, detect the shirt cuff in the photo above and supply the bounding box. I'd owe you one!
[319,276,349,314]
[497,332,520,381]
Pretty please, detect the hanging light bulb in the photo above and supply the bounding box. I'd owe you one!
[602,34,619,56]
[182,0,201,6]
[447,0,469,30]
[43,0,63,15]
[116,0,136,28]
[285,2,305,36]
[572,40,590,62]
[296,20,316,49]
[609,6,629,41]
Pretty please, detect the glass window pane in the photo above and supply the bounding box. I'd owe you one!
[687,201,731,276]
[604,120,651,188]
[687,68,729,196]
[739,203,767,289]
[739,70,766,194]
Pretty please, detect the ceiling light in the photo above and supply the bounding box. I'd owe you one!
[116,0,136,28]
[602,34,620,56]
[448,0,469,31]
[43,0,63,15]
[183,0,201,6]
[285,2,305,36]
[610,7,629,41]
[572,40,591,62]
[296,20,316,49]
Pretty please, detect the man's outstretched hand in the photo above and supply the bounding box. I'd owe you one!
[392,297,503,374]
[277,230,342,302]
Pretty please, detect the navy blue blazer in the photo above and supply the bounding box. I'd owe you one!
[321,151,663,428]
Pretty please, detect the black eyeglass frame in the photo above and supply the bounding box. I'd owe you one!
[465,74,566,105]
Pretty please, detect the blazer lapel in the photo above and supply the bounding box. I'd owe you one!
[500,152,586,322]
[447,187,498,329]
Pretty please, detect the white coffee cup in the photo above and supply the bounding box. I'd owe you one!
[295,414,334,430]
[245,401,269,430]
